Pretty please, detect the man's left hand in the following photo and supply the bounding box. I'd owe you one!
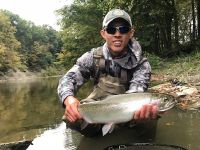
[133,104,158,121]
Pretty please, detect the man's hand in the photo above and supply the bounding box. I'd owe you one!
[133,104,158,121]
[63,96,82,122]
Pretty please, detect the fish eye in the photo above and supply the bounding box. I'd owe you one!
[163,97,168,102]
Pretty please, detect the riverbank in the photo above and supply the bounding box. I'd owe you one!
[0,70,62,83]
[149,51,200,111]
[148,50,200,86]
[0,50,199,85]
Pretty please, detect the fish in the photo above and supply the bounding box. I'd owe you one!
[78,92,176,136]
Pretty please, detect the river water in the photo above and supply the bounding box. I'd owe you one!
[0,77,200,150]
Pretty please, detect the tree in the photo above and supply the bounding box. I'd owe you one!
[0,10,24,72]
[27,41,53,71]
[4,10,62,71]
[191,0,196,40]
[56,0,200,69]
[196,0,200,38]
[57,1,104,66]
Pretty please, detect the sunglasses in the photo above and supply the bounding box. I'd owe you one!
[105,26,131,34]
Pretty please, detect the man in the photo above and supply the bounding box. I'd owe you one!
[57,9,157,137]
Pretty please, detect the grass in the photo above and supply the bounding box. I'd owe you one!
[147,51,200,84]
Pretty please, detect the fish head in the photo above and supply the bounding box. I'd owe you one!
[156,93,176,112]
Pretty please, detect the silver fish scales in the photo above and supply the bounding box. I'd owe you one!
[78,92,176,135]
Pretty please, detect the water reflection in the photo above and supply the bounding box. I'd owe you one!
[0,77,63,143]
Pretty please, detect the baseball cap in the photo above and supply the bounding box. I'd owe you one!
[102,9,132,28]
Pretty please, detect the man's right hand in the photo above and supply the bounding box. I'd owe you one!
[63,96,82,122]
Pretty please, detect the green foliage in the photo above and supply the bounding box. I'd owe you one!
[0,11,25,73]
[1,0,200,76]
[0,11,21,51]
[153,51,200,83]
[145,52,163,70]
[0,10,62,73]
[41,66,60,76]
[27,42,53,71]
[57,0,199,60]
[57,1,104,67]
[0,44,24,72]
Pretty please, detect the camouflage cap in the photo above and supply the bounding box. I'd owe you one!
[102,9,132,28]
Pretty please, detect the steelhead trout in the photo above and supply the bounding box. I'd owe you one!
[78,92,176,135]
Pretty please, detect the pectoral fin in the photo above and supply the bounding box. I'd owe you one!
[102,123,115,136]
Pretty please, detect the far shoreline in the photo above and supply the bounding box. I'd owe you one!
[0,74,62,83]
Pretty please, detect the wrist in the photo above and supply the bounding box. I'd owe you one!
[64,96,76,106]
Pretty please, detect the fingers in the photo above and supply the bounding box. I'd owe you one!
[134,110,140,120]
[65,105,76,122]
[133,104,158,121]
[68,104,82,121]
[139,105,147,119]
[64,96,82,123]
[151,105,158,119]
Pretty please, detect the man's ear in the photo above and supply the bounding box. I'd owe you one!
[130,28,135,38]
[100,29,106,40]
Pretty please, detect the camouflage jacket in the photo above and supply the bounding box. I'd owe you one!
[57,38,151,104]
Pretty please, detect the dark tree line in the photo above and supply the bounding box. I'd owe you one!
[57,0,200,68]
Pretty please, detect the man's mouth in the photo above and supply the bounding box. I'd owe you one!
[113,41,122,47]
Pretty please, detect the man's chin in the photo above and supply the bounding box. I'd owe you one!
[109,49,124,57]
[110,47,123,52]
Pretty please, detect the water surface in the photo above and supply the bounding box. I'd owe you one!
[0,78,200,150]
[0,77,63,143]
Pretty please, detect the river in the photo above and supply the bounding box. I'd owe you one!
[0,77,200,150]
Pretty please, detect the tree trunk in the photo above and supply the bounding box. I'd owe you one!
[172,0,179,47]
[165,13,172,50]
[191,0,196,40]
[154,26,160,53]
[196,0,200,38]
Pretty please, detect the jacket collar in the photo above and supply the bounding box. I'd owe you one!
[102,38,143,69]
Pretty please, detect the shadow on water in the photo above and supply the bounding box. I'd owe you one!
[0,78,200,150]
[76,123,157,150]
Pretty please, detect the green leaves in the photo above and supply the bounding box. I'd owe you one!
[58,0,199,60]
[1,0,199,74]
[0,10,62,73]
[57,2,104,67]
[0,11,23,72]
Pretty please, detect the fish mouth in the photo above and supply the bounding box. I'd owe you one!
[158,101,176,112]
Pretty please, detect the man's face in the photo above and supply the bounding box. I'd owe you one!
[100,19,134,56]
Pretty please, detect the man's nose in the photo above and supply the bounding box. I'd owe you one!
[114,29,121,36]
